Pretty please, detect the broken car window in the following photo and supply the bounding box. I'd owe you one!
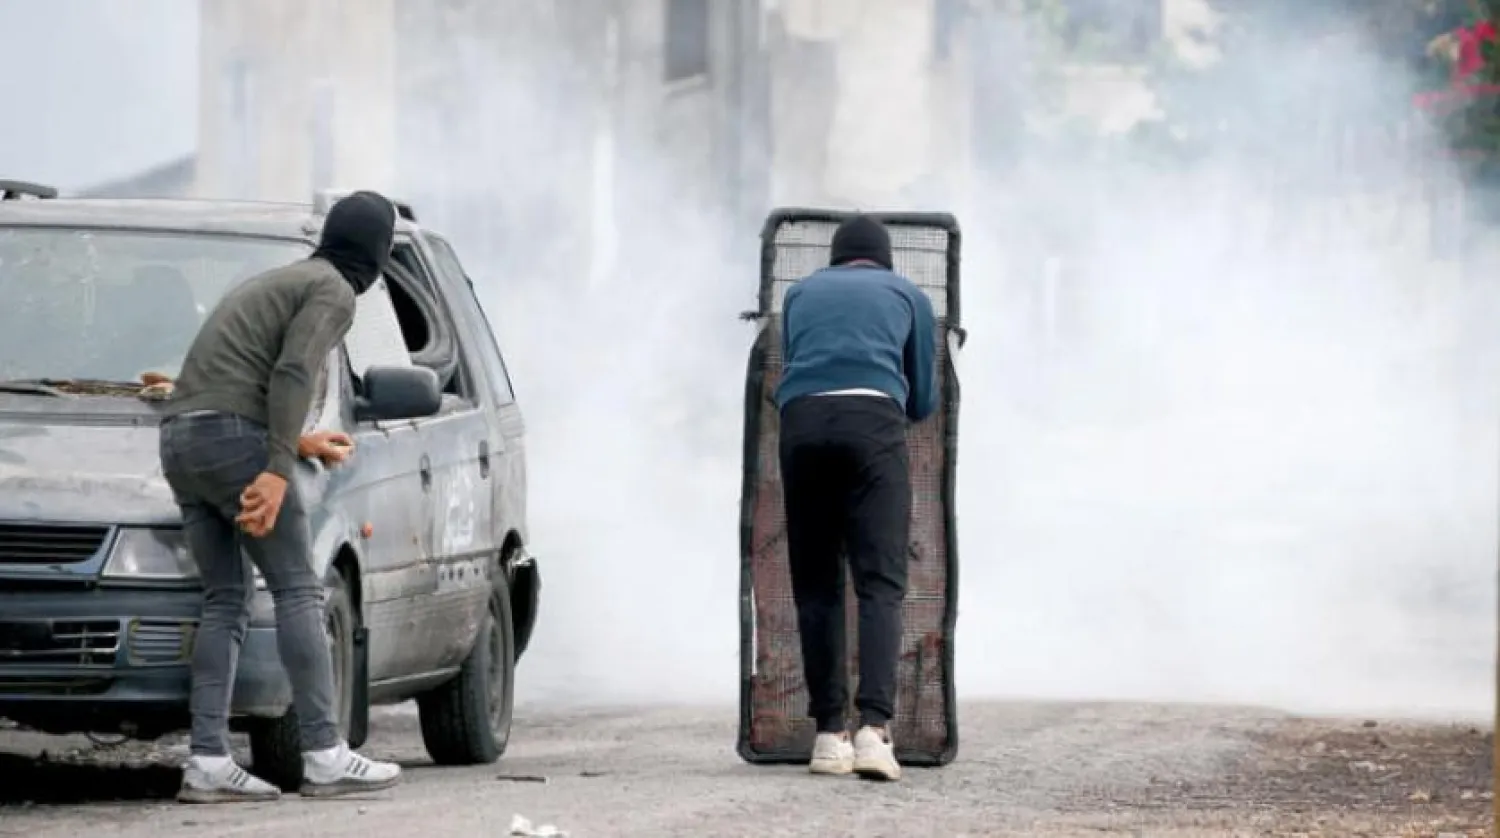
[344,276,417,379]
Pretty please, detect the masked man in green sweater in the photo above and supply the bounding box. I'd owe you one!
[159,192,402,803]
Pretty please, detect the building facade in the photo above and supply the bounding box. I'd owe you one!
[194,0,765,288]
[194,0,1220,280]
[196,0,400,203]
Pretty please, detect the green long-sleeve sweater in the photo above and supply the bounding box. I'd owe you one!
[164,258,356,478]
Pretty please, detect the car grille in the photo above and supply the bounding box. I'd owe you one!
[0,619,121,666]
[127,619,193,665]
[0,523,111,564]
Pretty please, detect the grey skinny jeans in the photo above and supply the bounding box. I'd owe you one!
[158,411,339,756]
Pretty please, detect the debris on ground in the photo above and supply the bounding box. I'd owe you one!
[508,814,567,837]
[0,734,187,804]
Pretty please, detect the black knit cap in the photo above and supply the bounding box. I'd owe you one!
[828,214,893,270]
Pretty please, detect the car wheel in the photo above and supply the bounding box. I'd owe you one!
[417,566,515,765]
[247,571,357,791]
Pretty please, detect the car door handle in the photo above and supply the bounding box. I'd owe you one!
[478,441,491,478]
[419,454,432,491]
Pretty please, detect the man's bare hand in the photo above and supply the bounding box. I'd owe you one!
[298,430,355,467]
[236,472,289,538]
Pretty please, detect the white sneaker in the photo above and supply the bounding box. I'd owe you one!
[178,754,281,803]
[852,726,901,782]
[300,742,402,798]
[808,732,854,775]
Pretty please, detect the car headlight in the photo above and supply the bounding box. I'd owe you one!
[102,527,199,581]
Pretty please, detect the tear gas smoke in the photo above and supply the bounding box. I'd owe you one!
[482,7,1495,721]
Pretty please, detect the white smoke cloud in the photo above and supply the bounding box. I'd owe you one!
[0,0,196,190]
[487,4,1496,721]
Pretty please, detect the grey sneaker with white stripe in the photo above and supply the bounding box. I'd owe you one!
[178,755,281,803]
[300,742,402,797]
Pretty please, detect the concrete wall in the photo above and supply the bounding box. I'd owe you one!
[195,0,759,283]
[605,0,766,268]
[196,0,397,202]
[194,0,1219,251]
[766,0,967,209]
[386,1,611,283]
[756,0,1213,212]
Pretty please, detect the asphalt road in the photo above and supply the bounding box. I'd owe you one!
[0,701,1491,837]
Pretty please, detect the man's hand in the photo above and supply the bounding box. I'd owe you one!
[298,430,356,467]
[137,371,174,402]
[236,472,289,538]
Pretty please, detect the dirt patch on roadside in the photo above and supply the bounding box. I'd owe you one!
[1091,717,1495,836]
[1243,719,1491,812]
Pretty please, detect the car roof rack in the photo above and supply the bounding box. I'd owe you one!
[0,180,59,201]
[312,188,417,223]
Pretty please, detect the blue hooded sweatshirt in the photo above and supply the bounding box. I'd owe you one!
[774,264,938,422]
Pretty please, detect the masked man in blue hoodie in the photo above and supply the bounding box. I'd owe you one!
[774,214,939,782]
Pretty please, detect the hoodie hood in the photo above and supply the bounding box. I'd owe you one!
[312,191,397,295]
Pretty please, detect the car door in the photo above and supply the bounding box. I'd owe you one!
[418,233,526,554]
[338,275,436,682]
[383,248,496,671]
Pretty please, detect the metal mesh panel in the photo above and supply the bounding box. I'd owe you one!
[739,211,959,767]
[768,221,951,318]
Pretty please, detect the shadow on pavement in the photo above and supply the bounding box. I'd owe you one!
[0,751,179,805]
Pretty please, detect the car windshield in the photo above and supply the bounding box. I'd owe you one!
[0,227,309,384]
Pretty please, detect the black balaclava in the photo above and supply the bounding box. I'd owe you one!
[313,191,397,295]
[828,214,894,270]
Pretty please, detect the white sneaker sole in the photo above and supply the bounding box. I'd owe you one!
[177,785,280,804]
[853,757,901,782]
[299,775,401,798]
[808,756,854,776]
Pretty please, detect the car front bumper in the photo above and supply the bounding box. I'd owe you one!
[0,588,291,736]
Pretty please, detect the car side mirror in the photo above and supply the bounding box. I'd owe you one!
[355,365,441,423]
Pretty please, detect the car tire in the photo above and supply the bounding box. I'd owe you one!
[417,567,515,765]
[247,570,357,791]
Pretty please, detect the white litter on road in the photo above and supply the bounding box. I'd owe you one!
[509,814,567,837]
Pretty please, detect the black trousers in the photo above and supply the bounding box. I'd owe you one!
[778,394,911,732]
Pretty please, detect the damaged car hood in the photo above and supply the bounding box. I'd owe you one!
[0,398,178,525]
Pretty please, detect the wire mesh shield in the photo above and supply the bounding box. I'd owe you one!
[738,209,961,767]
